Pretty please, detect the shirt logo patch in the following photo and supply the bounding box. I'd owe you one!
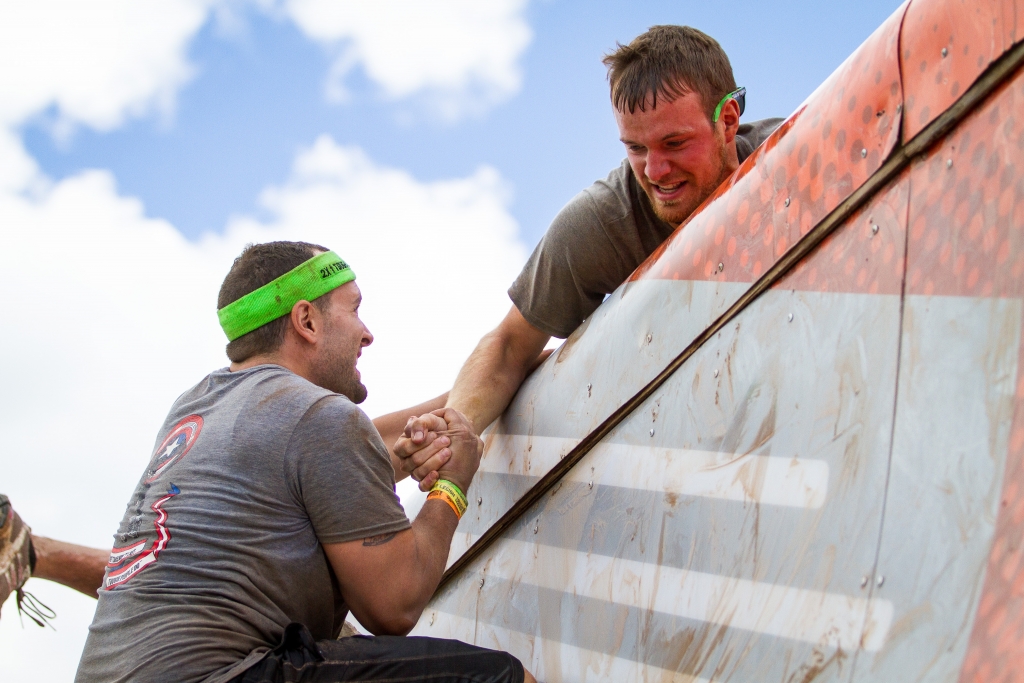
[145,415,203,483]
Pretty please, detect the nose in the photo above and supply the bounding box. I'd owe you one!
[644,149,672,184]
[362,325,373,348]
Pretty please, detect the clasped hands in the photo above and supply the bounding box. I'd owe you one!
[394,408,482,493]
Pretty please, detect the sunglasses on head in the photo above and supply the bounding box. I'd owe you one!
[713,87,746,123]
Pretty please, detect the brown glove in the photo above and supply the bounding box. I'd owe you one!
[0,495,53,626]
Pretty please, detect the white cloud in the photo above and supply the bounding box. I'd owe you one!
[0,0,532,137]
[0,135,525,680]
[0,0,211,131]
[280,0,532,119]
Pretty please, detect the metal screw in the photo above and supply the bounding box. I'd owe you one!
[787,313,794,322]
[861,148,867,158]
[588,481,593,489]
[947,158,953,169]
[860,576,869,588]
[876,575,885,587]
[533,521,539,534]
[871,224,879,235]
[477,497,482,506]
[941,47,948,58]
[479,578,485,588]
[649,428,655,437]
[713,369,719,377]
[717,262,724,272]
[784,197,791,207]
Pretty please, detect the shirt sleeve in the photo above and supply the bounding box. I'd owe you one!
[288,396,410,545]
[735,117,785,162]
[509,178,640,339]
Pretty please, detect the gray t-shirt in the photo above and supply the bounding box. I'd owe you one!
[75,365,411,683]
[510,118,784,338]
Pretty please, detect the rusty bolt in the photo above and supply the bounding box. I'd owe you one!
[787,313,794,322]
[860,576,869,589]
[717,262,724,272]
[941,47,948,58]
[871,224,879,235]
[784,197,790,207]
[946,158,953,169]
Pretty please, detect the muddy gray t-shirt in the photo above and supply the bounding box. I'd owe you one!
[510,118,784,338]
[75,365,411,683]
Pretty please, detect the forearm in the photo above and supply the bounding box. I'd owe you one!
[447,332,535,434]
[372,393,448,479]
[403,500,461,610]
[30,535,108,598]
[351,500,460,634]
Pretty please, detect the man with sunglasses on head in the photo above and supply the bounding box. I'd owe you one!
[397,25,783,483]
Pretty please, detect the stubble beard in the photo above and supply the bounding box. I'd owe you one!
[647,137,732,226]
[311,327,368,404]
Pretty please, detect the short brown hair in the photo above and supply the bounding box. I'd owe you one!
[603,25,736,121]
[218,241,331,363]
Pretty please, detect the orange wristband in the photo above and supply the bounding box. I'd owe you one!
[427,488,463,518]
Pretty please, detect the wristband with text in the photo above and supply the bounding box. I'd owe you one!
[428,479,468,519]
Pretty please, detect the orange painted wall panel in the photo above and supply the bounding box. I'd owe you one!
[905,73,1024,299]
[901,0,1024,141]
[774,169,908,296]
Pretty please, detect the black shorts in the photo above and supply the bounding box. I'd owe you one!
[230,623,525,683]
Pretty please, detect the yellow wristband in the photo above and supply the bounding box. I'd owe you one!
[432,479,467,510]
[427,488,465,518]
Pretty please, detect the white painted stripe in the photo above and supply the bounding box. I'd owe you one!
[418,612,711,683]
[480,434,829,509]
[470,539,892,652]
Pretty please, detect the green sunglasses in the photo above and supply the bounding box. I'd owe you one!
[713,87,746,123]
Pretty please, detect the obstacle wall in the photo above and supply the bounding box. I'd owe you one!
[412,1,1024,680]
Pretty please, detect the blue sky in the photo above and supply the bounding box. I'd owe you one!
[22,0,901,247]
[0,1,902,679]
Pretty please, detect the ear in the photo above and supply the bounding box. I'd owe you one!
[288,300,321,345]
[718,97,741,144]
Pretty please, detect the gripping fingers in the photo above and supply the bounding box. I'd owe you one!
[403,414,447,444]
[400,435,450,472]
[419,470,441,492]
[412,447,450,484]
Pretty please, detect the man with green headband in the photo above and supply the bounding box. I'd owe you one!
[71,241,534,683]
[397,25,783,486]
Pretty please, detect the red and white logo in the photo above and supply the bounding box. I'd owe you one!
[145,415,203,483]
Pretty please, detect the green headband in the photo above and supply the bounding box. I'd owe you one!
[218,250,355,341]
